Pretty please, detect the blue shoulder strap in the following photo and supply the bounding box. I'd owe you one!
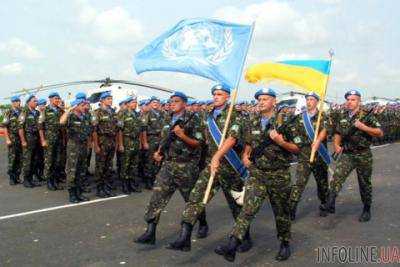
[301,110,332,165]
[207,115,249,181]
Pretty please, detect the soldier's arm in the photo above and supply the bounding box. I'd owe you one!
[18,111,27,147]
[59,109,70,125]
[4,127,11,145]
[242,144,252,167]
[355,119,383,138]
[333,133,343,154]
[117,130,123,152]
[2,111,11,145]
[38,111,47,147]
[173,125,200,148]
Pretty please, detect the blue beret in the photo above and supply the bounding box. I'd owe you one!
[150,96,160,102]
[211,84,231,95]
[100,91,112,100]
[125,96,137,104]
[254,88,277,99]
[71,98,85,107]
[75,92,87,100]
[305,92,320,101]
[345,90,361,99]
[206,100,214,105]
[37,98,47,106]
[170,91,188,103]
[119,99,126,106]
[10,95,20,102]
[48,92,60,98]
[26,94,36,103]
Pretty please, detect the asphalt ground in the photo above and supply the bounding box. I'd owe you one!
[0,139,399,267]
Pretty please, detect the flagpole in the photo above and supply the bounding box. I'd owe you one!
[203,22,255,204]
[310,49,334,163]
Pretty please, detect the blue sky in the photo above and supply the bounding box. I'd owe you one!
[0,0,399,103]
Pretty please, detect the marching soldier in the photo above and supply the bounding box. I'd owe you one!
[2,96,23,185]
[39,92,64,190]
[18,95,41,188]
[327,90,384,222]
[167,84,251,253]
[60,98,91,203]
[92,92,118,198]
[215,88,299,262]
[289,92,330,220]
[135,92,208,245]
[117,96,144,194]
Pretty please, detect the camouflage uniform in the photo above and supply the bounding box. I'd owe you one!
[2,107,22,182]
[144,111,205,223]
[65,112,92,189]
[181,107,244,226]
[39,105,63,183]
[230,113,293,242]
[92,107,118,189]
[289,112,329,209]
[117,109,144,186]
[18,107,41,184]
[330,109,381,207]
[142,109,165,185]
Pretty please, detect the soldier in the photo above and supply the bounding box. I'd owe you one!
[92,92,118,198]
[142,97,165,189]
[327,90,384,222]
[39,92,64,190]
[116,99,127,182]
[35,98,47,183]
[289,92,330,220]
[166,84,251,253]
[18,95,41,188]
[60,99,91,203]
[215,88,299,262]
[2,96,23,185]
[135,92,208,245]
[117,96,144,194]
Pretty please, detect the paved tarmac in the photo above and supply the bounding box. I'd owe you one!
[0,139,399,266]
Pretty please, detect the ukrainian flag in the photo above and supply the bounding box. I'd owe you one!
[245,60,331,97]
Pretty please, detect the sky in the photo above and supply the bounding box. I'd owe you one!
[0,0,399,103]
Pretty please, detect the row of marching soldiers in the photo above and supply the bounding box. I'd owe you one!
[1,84,389,262]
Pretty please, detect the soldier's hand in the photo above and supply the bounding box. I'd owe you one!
[269,130,284,145]
[172,125,185,138]
[153,151,163,162]
[21,141,27,148]
[242,156,251,168]
[210,156,220,174]
[41,140,48,148]
[334,144,343,154]
[118,145,124,152]
[94,145,101,154]
[6,139,12,146]
[354,119,367,131]
[142,143,149,150]
[311,140,321,152]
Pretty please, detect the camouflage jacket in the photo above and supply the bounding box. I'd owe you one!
[18,107,40,138]
[1,107,21,135]
[38,105,63,139]
[142,109,165,136]
[92,106,118,137]
[245,112,294,171]
[66,112,92,143]
[117,109,144,139]
[159,111,205,163]
[335,108,381,152]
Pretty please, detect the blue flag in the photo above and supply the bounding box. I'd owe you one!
[134,18,254,89]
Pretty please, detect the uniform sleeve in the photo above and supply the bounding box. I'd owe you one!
[191,115,205,143]
[1,110,10,127]
[38,110,45,130]
[18,111,26,130]
[227,112,242,140]
[91,110,98,129]
[116,111,124,130]
[366,113,382,128]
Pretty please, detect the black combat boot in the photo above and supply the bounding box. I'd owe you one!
[9,174,17,186]
[166,222,193,252]
[129,180,142,193]
[196,211,209,239]
[68,188,80,203]
[327,190,337,213]
[96,184,108,198]
[135,220,157,245]
[275,241,291,261]
[290,201,297,221]
[76,186,90,202]
[103,184,116,197]
[47,178,57,191]
[319,202,328,217]
[121,180,131,194]
[23,177,35,188]
[216,236,240,262]
[359,205,371,222]
[237,229,253,253]
[53,179,64,190]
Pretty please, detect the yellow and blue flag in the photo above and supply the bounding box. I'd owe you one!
[245,60,331,96]
[134,18,254,89]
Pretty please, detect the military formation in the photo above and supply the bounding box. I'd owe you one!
[1,85,399,262]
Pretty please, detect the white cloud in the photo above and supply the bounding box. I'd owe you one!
[0,63,23,76]
[75,1,143,43]
[0,38,43,59]
[214,0,328,46]
[68,43,116,60]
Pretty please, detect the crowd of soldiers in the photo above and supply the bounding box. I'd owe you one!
[1,85,399,262]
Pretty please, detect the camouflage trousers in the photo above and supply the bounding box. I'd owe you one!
[290,155,328,205]
[95,135,116,186]
[120,137,140,182]
[143,135,161,180]
[43,136,62,181]
[66,140,87,190]
[231,166,292,242]
[21,135,41,181]
[144,161,199,224]
[330,150,373,206]
[181,159,243,226]
[7,135,22,178]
